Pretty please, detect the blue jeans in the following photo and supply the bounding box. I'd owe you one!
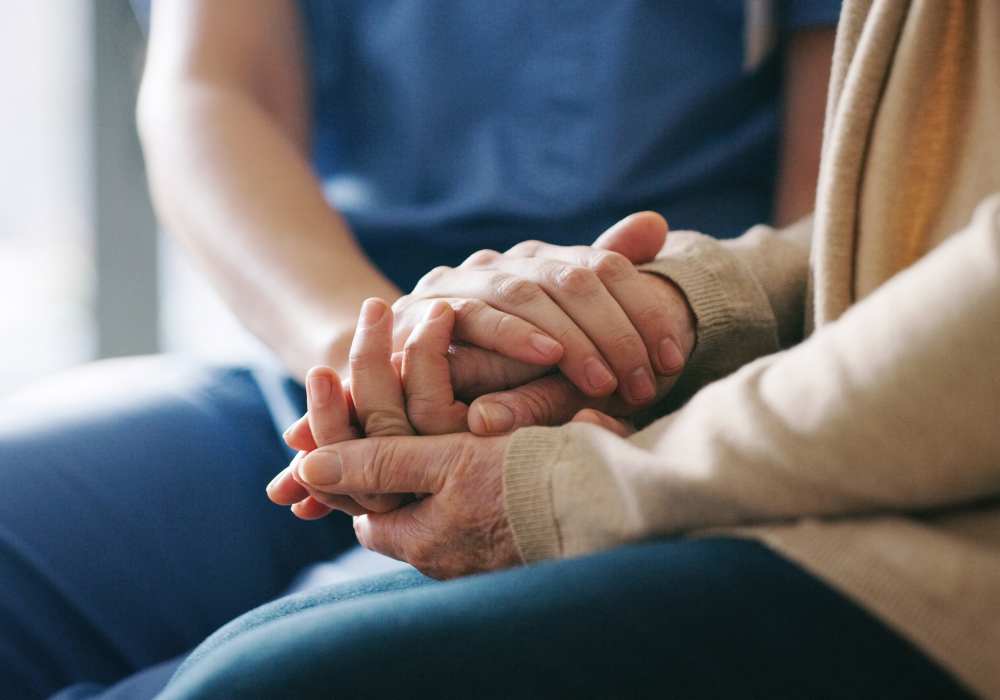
[0,357,969,698]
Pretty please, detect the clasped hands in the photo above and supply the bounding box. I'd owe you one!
[266,212,695,579]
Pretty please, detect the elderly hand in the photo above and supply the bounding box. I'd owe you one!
[297,405,633,579]
[268,294,465,517]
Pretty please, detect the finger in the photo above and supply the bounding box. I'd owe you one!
[294,453,403,512]
[503,212,667,265]
[401,302,469,434]
[591,211,668,263]
[446,345,549,401]
[467,375,608,435]
[282,413,317,452]
[290,496,334,520]
[449,298,564,365]
[571,408,635,437]
[499,240,686,377]
[352,508,412,563]
[266,453,311,505]
[304,492,372,517]
[299,435,452,495]
[349,298,415,438]
[488,257,656,405]
[413,270,617,398]
[305,366,358,446]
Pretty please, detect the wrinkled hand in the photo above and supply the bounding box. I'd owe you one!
[296,407,633,579]
[270,296,635,577]
[297,431,514,579]
[268,295,466,517]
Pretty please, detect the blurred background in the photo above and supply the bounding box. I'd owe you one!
[0,0,259,395]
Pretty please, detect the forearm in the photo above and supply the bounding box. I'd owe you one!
[138,84,398,380]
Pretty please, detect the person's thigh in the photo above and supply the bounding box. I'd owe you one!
[161,538,971,700]
[0,356,356,698]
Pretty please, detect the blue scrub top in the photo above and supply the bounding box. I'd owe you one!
[297,1,840,290]
[133,1,840,291]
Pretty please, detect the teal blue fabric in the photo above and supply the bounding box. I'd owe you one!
[132,0,843,290]
[159,539,969,699]
[0,358,355,699]
[297,0,843,289]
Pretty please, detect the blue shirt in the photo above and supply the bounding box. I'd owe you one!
[298,1,840,290]
[133,1,841,291]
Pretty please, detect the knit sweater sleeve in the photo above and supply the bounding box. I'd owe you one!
[505,196,1000,563]
[637,216,812,406]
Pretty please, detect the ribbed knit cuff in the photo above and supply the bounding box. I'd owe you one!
[502,426,568,563]
[639,232,780,403]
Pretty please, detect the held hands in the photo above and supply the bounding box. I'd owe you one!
[268,297,632,578]
[393,211,696,431]
[267,210,687,576]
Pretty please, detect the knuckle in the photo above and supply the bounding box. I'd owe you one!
[590,251,633,283]
[414,265,452,291]
[505,239,542,257]
[348,350,377,373]
[509,388,556,425]
[630,303,668,335]
[606,331,645,358]
[450,298,488,326]
[461,248,500,267]
[364,409,412,438]
[494,276,540,306]
[491,311,520,341]
[552,264,598,295]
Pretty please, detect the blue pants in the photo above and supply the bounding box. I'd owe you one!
[0,358,969,698]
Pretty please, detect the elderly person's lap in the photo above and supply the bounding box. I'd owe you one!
[161,538,965,699]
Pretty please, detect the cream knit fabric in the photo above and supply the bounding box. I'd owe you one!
[503,1,1000,696]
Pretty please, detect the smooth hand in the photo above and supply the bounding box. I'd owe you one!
[391,212,691,411]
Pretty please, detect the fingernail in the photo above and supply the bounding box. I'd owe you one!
[627,367,655,403]
[307,373,331,408]
[584,358,617,393]
[300,450,343,485]
[425,301,449,320]
[266,470,283,494]
[658,337,685,376]
[359,299,387,327]
[528,333,562,360]
[475,402,515,434]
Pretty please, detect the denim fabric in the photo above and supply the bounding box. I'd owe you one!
[0,357,356,699]
[160,539,969,699]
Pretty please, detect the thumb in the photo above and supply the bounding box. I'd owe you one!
[299,435,451,495]
[591,211,668,264]
[571,408,635,437]
[468,375,602,435]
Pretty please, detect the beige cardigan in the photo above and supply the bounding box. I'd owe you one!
[502,1,1000,696]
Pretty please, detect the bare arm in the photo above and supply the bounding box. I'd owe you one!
[137,0,399,381]
[774,28,835,226]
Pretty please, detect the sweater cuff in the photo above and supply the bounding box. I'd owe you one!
[502,426,568,563]
[639,232,780,402]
